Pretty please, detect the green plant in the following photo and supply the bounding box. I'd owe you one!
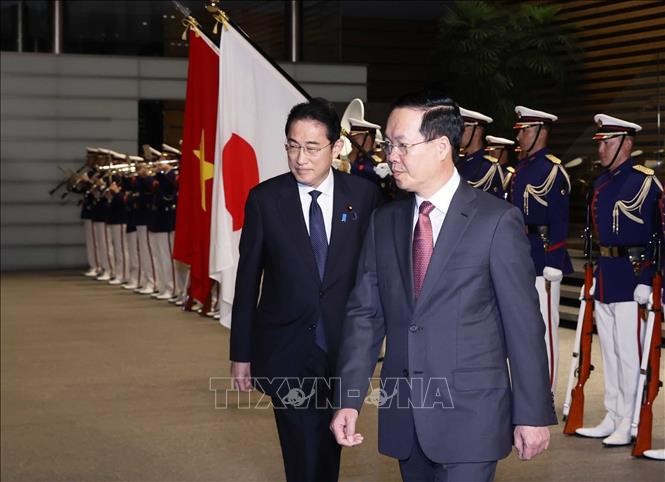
[431,1,582,134]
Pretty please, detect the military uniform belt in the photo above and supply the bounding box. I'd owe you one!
[526,224,549,237]
[598,245,646,259]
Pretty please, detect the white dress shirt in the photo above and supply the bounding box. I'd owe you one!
[298,168,334,243]
[412,168,461,245]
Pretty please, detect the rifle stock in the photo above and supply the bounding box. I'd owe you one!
[562,292,586,419]
[563,189,596,434]
[632,270,662,456]
[563,262,595,434]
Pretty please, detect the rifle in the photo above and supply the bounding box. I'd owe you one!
[563,190,595,433]
[631,212,663,457]
[48,163,89,195]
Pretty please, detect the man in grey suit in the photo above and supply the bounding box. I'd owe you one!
[330,92,557,482]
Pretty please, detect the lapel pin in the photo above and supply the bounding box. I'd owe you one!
[341,204,357,222]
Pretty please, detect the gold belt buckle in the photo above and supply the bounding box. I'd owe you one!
[600,246,619,257]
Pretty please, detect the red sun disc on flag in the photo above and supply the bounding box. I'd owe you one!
[222,133,260,231]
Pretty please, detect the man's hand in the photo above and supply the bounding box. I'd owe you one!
[330,408,364,447]
[513,425,550,460]
[230,361,252,392]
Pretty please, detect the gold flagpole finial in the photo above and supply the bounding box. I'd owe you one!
[206,1,231,34]
[172,1,202,39]
[181,15,202,40]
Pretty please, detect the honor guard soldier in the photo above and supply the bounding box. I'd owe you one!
[339,98,395,200]
[148,145,179,300]
[105,151,129,286]
[576,114,663,446]
[458,108,505,198]
[511,106,573,392]
[161,143,187,303]
[121,156,144,291]
[485,135,516,200]
[91,149,114,281]
[77,147,101,277]
[135,160,157,294]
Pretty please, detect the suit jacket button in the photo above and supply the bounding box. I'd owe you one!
[308,323,316,330]
[402,369,409,377]
[409,324,419,333]
[319,290,324,298]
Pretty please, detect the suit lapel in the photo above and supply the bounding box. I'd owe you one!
[413,182,478,316]
[394,197,416,313]
[277,174,320,283]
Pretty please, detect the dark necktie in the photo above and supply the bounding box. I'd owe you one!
[309,190,328,351]
[413,201,435,299]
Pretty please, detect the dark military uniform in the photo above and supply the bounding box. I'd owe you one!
[511,105,573,392]
[510,147,573,276]
[576,114,663,446]
[121,175,140,289]
[458,148,505,198]
[149,169,178,299]
[134,173,156,294]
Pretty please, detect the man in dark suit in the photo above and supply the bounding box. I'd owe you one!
[230,98,381,482]
[330,92,557,482]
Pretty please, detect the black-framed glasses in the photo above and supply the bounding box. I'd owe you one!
[284,142,332,156]
[378,139,434,156]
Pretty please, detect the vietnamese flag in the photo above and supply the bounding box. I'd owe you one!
[172,29,219,304]
[209,23,308,328]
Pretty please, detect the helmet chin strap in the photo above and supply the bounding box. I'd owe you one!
[524,125,543,157]
[462,125,477,152]
[605,135,626,171]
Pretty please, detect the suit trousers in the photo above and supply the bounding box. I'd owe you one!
[83,219,98,272]
[136,226,155,291]
[271,345,340,482]
[535,276,560,391]
[125,230,139,286]
[595,300,645,424]
[399,421,497,482]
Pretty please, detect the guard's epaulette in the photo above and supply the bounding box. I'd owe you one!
[633,164,654,176]
[506,166,515,174]
[371,154,383,164]
[483,155,499,164]
[545,154,561,165]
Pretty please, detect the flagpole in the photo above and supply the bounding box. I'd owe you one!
[205,2,312,101]
[172,4,220,56]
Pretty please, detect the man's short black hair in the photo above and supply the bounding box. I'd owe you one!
[390,91,464,155]
[285,98,341,144]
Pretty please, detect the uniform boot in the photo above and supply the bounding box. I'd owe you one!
[603,418,632,446]
[576,413,615,438]
[643,449,665,460]
[137,285,155,295]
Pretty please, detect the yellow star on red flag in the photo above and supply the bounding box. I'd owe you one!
[193,130,214,211]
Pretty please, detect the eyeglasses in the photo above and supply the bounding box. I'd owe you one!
[378,139,434,156]
[285,142,332,157]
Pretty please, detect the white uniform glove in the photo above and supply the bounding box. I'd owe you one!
[543,266,563,282]
[339,136,353,158]
[579,278,596,299]
[374,162,392,179]
[633,284,652,305]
